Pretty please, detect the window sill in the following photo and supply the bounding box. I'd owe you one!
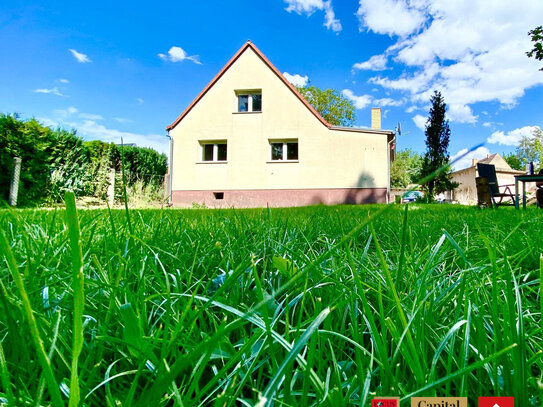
[196,161,228,164]
[266,160,299,164]
[232,111,262,115]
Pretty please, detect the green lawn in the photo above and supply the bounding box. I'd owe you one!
[0,202,542,406]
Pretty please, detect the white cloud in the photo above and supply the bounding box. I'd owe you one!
[342,90,403,109]
[487,125,540,146]
[113,117,132,123]
[342,89,372,109]
[58,78,69,84]
[450,146,491,171]
[33,87,66,97]
[412,114,426,131]
[284,0,342,32]
[360,1,543,124]
[283,72,309,87]
[158,46,202,64]
[69,49,91,63]
[78,112,104,121]
[53,107,103,122]
[353,54,388,71]
[136,98,144,105]
[447,104,477,124]
[373,97,403,107]
[405,105,419,113]
[356,0,425,36]
[482,122,492,128]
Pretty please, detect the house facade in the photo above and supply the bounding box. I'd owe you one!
[167,41,395,208]
[451,153,524,204]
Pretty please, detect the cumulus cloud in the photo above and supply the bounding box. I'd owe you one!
[158,46,202,64]
[353,54,388,71]
[33,87,66,97]
[341,89,373,109]
[69,49,91,63]
[412,114,426,131]
[356,0,543,124]
[357,0,425,36]
[450,146,492,171]
[283,72,309,87]
[487,125,541,146]
[284,0,342,32]
[342,90,404,110]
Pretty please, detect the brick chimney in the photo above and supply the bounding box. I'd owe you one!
[371,108,381,130]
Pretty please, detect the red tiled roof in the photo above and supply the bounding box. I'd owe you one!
[167,41,332,131]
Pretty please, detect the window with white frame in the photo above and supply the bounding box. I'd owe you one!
[237,91,262,112]
[201,141,227,162]
[270,140,298,161]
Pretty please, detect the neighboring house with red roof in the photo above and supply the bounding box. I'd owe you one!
[166,41,395,208]
[451,153,524,204]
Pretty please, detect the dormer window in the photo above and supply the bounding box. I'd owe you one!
[236,90,262,112]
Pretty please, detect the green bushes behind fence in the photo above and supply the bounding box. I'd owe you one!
[0,113,167,206]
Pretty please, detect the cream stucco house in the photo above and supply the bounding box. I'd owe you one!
[167,41,396,208]
[451,153,524,204]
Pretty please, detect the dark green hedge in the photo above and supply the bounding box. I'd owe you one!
[0,114,167,206]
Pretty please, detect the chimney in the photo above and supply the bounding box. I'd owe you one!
[472,158,478,166]
[371,108,381,130]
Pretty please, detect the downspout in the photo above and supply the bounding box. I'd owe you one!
[166,131,173,206]
[387,133,396,204]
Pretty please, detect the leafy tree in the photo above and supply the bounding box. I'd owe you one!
[502,152,524,171]
[296,85,355,126]
[391,149,422,188]
[420,91,457,200]
[527,26,543,71]
[516,127,543,168]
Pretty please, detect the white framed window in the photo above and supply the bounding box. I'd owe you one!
[269,140,298,161]
[200,141,227,162]
[236,90,262,112]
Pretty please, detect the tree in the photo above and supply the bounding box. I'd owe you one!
[527,26,543,71]
[390,149,422,188]
[516,127,543,168]
[420,91,457,200]
[502,152,524,171]
[296,84,355,126]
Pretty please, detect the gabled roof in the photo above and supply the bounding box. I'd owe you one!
[167,41,331,131]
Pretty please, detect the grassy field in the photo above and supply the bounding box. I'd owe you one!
[0,201,542,406]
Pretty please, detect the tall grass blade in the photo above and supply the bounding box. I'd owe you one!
[64,192,85,407]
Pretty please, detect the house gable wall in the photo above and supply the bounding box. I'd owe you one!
[169,45,390,206]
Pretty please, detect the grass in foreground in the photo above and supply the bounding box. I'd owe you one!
[0,202,542,406]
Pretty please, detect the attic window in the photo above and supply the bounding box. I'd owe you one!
[237,91,262,112]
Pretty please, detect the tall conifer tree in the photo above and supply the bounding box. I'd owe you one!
[420,91,457,200]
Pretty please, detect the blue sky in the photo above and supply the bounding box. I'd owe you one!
[1,0,542,169]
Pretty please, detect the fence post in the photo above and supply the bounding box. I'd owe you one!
[107,167,115,206]
[163,173,170,202]
[9,157,22,206]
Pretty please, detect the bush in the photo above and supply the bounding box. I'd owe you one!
[0,114,168,206]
